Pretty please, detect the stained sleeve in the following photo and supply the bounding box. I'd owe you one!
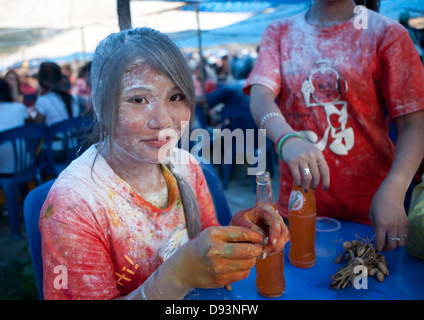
[377,24,424,118]
[39,187,119,300]
[243,21,283,97]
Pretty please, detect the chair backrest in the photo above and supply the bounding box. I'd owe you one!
[23,178,56,300]
[0,124,45,180]
[44,116,92,175]
[194,155,232,226]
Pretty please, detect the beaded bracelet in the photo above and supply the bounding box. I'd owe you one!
[259,112,284,129]
[276,132,305,162]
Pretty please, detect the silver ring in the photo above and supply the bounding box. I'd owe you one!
[302,167,310,176]
[389,237,401,241]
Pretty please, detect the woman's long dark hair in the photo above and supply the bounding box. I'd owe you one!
[0,78,13,102]
[39,80,74,118]
[57,90,73,118]
[354,0,380,12]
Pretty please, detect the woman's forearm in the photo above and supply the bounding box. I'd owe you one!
[386,110,424,191]
[116,248,192,300]
[249,84,295,142]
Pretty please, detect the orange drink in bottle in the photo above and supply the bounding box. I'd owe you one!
[255,172,286,297]
[288,184,316,268]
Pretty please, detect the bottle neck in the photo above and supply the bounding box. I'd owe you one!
[256,172,275,206]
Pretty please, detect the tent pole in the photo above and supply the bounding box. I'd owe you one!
[80,26,87,63]
[195,1,205,93]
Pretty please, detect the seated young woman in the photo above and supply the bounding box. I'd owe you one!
[39,27,289,300]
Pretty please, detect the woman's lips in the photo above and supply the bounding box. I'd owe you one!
[143,137,172,148]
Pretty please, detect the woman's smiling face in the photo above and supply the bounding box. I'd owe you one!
[113,62,191,164]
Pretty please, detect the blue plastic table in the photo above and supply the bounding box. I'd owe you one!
[185,220,424,300]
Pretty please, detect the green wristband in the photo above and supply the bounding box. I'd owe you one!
[277,132,305,162]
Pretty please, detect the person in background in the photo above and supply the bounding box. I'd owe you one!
[4,69,24,103]
[18,68,38,107]
[243,0,424,252]
[216,55,233,85]
[61,63,76,88]
[39,27,289,300]
[33,62,79,126]
[399,12,423,62]
[0,78,28,173]
[196,60,253,129]
[72,61,92,113]
[192,63,217,97]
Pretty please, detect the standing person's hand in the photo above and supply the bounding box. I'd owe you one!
[281,138,330,192]
[370,180,408,252]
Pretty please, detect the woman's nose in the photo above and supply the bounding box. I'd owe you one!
[147,103,173,129]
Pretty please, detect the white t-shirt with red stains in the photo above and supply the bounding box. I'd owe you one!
[40,146,219,299]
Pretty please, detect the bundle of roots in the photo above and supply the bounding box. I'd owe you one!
[330,237,389,290]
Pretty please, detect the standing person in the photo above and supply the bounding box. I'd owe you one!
[243,0,424,252]
[39,27,288,300]
[33,62,79,126]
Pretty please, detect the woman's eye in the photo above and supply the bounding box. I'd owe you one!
[170,93,185,102]
[132,96,146,104]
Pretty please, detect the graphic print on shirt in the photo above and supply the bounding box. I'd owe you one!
[116,255,139,286]
[300,59,354,155]
[150,225,189,270]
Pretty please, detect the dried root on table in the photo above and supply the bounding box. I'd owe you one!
[330,237,389,290]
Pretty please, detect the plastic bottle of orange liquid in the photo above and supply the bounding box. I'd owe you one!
[254,171,285,298]
[288,184,316,268]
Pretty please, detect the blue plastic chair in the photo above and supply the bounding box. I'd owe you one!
[194,155,232,226]
[0,124,46,239]
[43,116,92,176]
[23,178,55,300]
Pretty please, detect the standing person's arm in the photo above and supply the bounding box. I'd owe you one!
[249,84,330,192]
[370,110,424,252]
[370,22,424,252]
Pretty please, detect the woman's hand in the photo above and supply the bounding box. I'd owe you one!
[281,137,330,192]
[370,111,424,252]
[370,180,408,252]
[230,204,289,256]
[173,226,264,290]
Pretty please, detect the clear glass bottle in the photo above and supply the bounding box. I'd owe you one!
[254,171,285,298]
[288,184,316,268]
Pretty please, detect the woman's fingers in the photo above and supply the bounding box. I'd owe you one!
[283,139,330,191]
[211,243,263,260]
[230,205,289,255]
[210,226,264,245]
[230,209,267,238]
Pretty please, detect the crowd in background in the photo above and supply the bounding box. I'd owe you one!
[2,6,422,136]
[0,48,258,138]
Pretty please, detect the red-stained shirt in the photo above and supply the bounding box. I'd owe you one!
[39,146,219,299]
[244,10,424,224]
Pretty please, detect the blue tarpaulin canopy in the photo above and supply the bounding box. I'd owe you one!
[168,2,309,48]
[164,0,424,49]
[171,0,309,12]
[1,0,423,68]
